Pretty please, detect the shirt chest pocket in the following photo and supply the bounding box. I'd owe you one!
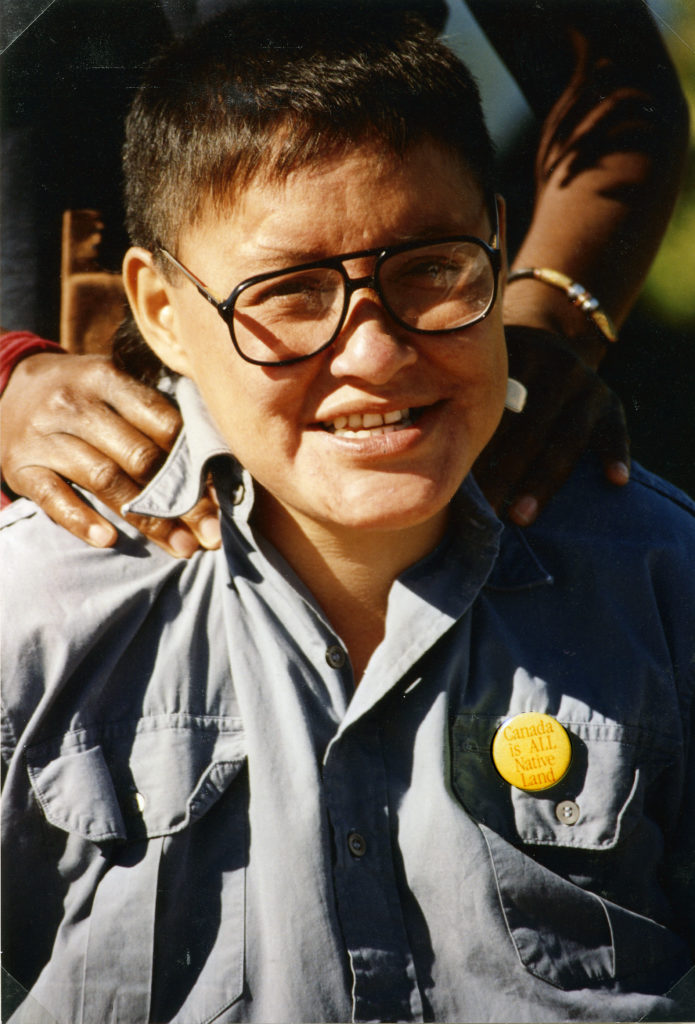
[451,714,687,993]
[25,720,248,1024]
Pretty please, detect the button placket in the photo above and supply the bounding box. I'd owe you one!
[347,831,367,857]
[323,727,423,1022]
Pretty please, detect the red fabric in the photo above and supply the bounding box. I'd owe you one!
[0,332,64,395]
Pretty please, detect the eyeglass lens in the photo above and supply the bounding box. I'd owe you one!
[232,239,494,363]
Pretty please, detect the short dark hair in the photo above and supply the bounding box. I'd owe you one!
[123,0,495,257]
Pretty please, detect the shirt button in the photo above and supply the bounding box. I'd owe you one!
[125,789,146,815]
[325,644,346,669]
[555,799,580,825]
[347,831,367,857]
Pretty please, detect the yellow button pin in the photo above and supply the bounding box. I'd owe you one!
[492,712,572,791]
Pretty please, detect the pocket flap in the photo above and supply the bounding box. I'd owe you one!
[27,744,126,841]
[26,719,247,841]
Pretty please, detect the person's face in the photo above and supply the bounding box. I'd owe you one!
[147,141,507,541]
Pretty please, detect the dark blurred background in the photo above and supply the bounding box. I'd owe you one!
[2,0,693,494]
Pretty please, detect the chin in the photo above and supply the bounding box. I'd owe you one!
[319,477,463,534]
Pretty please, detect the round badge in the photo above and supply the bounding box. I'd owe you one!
[491,712,572,791]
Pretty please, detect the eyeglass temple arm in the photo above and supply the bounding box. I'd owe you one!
[490,195,501,250]
[157,248,225,308]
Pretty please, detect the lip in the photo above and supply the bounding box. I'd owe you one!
[308,400,446,456]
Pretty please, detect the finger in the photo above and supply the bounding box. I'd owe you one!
[179,495,222,550]
[82,357,182,450]
[475,357,592,511]
[12,467,119,548]
[603,460,630,487]
[505,386,612,526]
[14,440,201,558]
[14,433,156,513]
[122,510,200,559]
[23,382,175,491]
[589,393,631,486]
[69,404,171,485]
[474,406,560,511]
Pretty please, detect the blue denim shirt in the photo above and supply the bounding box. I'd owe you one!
[2,378,694,1023]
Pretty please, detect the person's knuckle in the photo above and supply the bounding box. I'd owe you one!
[182,494,217,521]
[44,383,82,422]
[134,383,163,410]
[125,512,169,539]
[145,397,181,440]
[127,440,163,479]
[83,356,132,402]
[127,375,169,410]
[84,354,115,382]
[0,448,21,483]
[28,471,69,509]
[159,414,182,445]
[86,458,123,495]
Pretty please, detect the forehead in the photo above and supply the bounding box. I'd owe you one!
[180,141,488,269]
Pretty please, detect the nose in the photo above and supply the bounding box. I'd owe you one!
[329,283,417,384]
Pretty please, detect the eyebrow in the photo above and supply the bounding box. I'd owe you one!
[230,220,491,270]
[234,244,328,269]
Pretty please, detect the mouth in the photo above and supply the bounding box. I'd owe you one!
[319,407,427,437]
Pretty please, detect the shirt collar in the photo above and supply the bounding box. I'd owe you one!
[485,523,554,590]
[123,376,248,521]
[123,377,551,591]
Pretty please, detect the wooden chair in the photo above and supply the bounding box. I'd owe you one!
[60,209,126,354]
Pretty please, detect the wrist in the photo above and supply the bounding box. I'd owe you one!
[503,277,609,372]
[0,332,64,395]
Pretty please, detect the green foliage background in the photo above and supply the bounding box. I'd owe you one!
[641,2,695,329]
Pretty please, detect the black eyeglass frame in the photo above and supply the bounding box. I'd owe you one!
[157,205,501,367]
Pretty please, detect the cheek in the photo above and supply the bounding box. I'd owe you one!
[447,328,507,401]
[478,357,509,442]
[189,357,313,468]
[445,334,508,452]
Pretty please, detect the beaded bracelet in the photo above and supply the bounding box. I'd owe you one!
[507,267,617,343]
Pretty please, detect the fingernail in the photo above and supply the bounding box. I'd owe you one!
[610,461,630,484]
[510,495,538,526]
[87,523,117,547]
[200,515,222,547]
[168,527,198,558]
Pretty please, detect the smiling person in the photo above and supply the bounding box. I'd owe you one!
[5,0,690,552]
[2,4,694,1023]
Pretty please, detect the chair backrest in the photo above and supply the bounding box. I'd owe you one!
[60,209,126,354]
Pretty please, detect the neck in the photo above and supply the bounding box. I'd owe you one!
[254,495,447,682]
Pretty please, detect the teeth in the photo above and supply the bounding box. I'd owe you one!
[384,410,404,425]
[325,408,412,436]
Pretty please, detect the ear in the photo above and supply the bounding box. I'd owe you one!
[122,247,193,377]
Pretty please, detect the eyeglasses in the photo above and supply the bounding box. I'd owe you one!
[158,213,501,367]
